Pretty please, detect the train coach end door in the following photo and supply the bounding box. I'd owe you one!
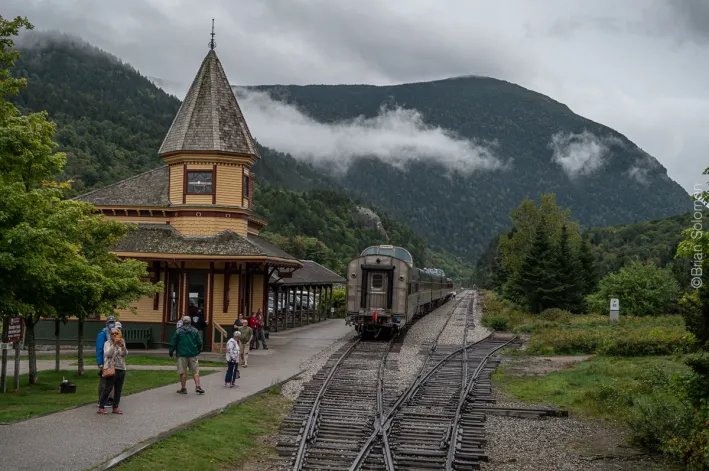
[360,264,395,312]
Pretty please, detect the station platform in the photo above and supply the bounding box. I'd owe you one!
[0,319,353,471]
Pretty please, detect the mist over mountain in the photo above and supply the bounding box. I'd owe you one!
[10,32,689,263]
[237,80,689,258]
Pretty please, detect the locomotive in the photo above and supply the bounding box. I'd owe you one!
[345,245,454,339]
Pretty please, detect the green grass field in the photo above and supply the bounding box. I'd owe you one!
[113,385,291,471]
[16,354,226,367]
[0,369,215,423]
[493,355,690,420]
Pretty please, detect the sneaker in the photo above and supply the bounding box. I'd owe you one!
[177,388,187,394]
[97,408,107,414]
[112,408,123,415]
[195,386,205,394]
[264,346,268,350]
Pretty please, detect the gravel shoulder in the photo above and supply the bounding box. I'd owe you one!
[481,355,679,471]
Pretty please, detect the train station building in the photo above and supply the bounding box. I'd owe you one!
[34,46,343,350]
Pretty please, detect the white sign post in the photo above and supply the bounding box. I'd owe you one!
[609,298,619,324]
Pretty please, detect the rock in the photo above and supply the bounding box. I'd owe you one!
[355,206,389,240]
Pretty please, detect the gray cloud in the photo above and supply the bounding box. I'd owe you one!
[236,87,503,174]
[2,0,707,193]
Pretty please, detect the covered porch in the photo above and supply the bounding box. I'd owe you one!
[267,260,346,332]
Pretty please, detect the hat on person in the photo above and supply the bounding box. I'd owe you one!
[113,321,122,330]
[182,315,191,324]
[233,331,241,338]
[106,315,116,324]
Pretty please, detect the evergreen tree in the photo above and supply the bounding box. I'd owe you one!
[549,225,584,313]
[512,222,557,313]
[578,236,600,297]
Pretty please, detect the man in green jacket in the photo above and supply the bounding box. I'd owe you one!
[169,316,205,395]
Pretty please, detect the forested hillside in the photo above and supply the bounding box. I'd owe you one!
[476,210,692,289]
[252,80,689,259]
[9,33,470,279]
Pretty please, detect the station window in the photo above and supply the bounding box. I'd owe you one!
[371,274,384,290]
[186,171,213,194]
[243,174,250,198]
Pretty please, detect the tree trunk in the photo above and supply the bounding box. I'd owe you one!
[54,319,60,372]
[77,318,84,376]
[25,317,38,385]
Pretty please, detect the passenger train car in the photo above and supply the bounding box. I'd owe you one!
[345,245,454,339]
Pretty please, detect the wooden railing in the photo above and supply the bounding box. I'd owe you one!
[212,323,228,353]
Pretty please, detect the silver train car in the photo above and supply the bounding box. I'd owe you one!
[345,245,454,339]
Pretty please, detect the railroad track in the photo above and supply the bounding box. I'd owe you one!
[279,290,514,471]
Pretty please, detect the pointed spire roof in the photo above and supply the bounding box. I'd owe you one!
[159,50,259,157]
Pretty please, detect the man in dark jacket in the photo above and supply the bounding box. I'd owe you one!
[169,316,205,395]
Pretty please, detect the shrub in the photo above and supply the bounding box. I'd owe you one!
[628,392,696,454]
[483,315,509,331]
[539,308,573,322]
[586,262,680,317]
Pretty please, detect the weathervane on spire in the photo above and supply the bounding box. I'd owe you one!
[209,19,216,50]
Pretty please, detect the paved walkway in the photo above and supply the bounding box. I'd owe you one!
[0,319,352,471]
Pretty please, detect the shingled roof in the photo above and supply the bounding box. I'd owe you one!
[159,50,259,156]
[271,260,346,286]
[113,224,299,263]
[75,166,169,206]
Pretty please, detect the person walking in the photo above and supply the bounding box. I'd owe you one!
[255,310,268,350]
[248,312,259,349]
[225,331,240,387]
[98,325,127,414]
[96,315,116,407]
[238,321,253,367]
[169,315,205,395]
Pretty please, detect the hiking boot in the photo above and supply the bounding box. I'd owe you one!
[97,408,107,414]
[112,408,123,414]
[196,386,205,394]
[177,387,187,394]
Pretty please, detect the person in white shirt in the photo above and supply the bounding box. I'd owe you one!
[225,331,241,388]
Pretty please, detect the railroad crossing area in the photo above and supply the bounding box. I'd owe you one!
[278,290,558,471]
[0,319,352,471]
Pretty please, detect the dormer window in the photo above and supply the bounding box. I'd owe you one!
[187,171,213,194]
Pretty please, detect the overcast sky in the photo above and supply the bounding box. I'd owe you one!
[4,0,707,194]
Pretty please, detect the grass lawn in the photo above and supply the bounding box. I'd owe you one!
[16,354,225,368]
[493,355,690,420]
[0,369,215,423]
[113,386,292,471]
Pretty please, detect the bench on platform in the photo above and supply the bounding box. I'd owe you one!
[122,327,152,349]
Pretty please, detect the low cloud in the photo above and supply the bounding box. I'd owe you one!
[549,130,622,178]
[234,87,503,174]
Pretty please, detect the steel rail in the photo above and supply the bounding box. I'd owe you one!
[291,338,361,471]
[348,290,474,471]
[444,336,516,470]
[350,340,491,466]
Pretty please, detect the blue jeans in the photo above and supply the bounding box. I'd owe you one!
[225,361,239,384]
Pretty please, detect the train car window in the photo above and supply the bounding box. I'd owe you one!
[371,274,384,290]
[366,247,378,255]
[379,248,393,256]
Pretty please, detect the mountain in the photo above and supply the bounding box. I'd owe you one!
[9,34,471,279]
[250,80,689,260]
[11,33,689,267]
